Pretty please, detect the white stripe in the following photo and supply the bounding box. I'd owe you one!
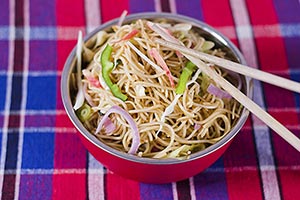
[14,0,30,198]
[88,154,105,200]
[0,24,299,40]
[84,0,101,33]
[154,0,162,12]
[189,177,196,200]
[0,70,60,76]
[0,109,67,115]
[0,0,15,197]
[169,0,177,13]
[1,125,297,135]
[172,182,178,200]
[2,165,299,175]
[230,0,281,199]
[3,127,77,133]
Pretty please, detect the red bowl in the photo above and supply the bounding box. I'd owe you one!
[61,12,252,183]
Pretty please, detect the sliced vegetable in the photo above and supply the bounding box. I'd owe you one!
[201,41,215,51]
[147,21,183,58]
[156,94,181,135]
[116,29,139,42]
[194,123,201,130]
[126,41,163,73]
[73,31,85,110]
[207,83,232,99]
[95,105,140,154]
[101,44,127,101]
[76,103,93,122]
[167,145,190,158]
[134,84,146,97]
[175,61,197,94]
[102,117,116,134]
[82,69,102,88]
[117,10,128,26]
[149,48,175,87]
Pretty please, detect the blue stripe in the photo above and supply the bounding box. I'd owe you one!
[26,76,57,110]
[5,132,19,169]
[10,75,22,110]
[175,0,204,21]
[291,72,300,109]
[0,75,7,110]
[129,0,155,13]
[22,132,54,169]
[139,183,173,200]
[194,158,229,199]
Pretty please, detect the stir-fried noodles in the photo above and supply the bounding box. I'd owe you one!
[73,19,243,159]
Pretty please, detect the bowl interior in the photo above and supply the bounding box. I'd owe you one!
[61,12,252,165]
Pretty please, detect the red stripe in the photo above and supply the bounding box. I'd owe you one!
[2,175,16,200]
[201,0,238,46]
[52,133,87,199]
[161,0,171,12]
[268,110,299,126]
[100,0,129,23]
[106,171,140,200]
[245,0,288,72]
[277,169,300,200]
[223,130,263,200]
[56,0,85,26]
[52,174,87,200]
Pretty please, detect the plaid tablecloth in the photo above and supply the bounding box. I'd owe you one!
[0,0,300,199]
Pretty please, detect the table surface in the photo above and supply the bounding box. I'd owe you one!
[0,0,300,199]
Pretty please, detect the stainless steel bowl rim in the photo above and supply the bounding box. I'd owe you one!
[61,12,253,165]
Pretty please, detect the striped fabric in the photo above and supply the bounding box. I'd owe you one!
[0,0,299,199]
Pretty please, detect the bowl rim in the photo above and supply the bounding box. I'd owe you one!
[61,12,253,165]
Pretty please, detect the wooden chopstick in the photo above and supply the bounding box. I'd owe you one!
[150,24,300,152]
[154,38,300,94]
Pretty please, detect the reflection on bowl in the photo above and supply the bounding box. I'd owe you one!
[61,12,252,183]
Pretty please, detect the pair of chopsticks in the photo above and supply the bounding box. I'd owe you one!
[150,24,300,152]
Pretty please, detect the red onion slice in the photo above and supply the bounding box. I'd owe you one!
[207,83,232,99]
[95,105,140,154]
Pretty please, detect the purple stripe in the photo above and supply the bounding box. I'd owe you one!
[273,0,300,70]
[19,174,53,200]
[278,37,300,70]
[25,114,56,127]
[175,0,203,21]
[0,41,9,70]
[30,41,57,71]
[273,0,300,23]
[30,0,56,25]
[139,183,173,200]
[0,0,9,25]
[194,160,229,199]
[129,0,155,13]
